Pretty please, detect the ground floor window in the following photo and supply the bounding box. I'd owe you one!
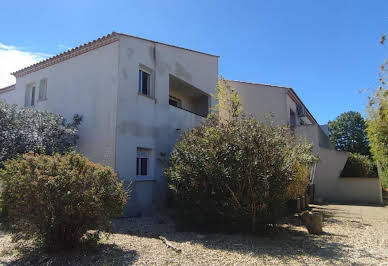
[136,148,152,176]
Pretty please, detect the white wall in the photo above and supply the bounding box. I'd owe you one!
[115,35,218,215]
[0,88,17,103]
[326,177,383,204]
[7,42,120,168]
[227,81,289,125]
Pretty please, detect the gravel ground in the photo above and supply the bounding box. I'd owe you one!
[0,204,387,265]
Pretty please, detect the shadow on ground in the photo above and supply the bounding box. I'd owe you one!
[1,243,138,266]
[117,211,354,263]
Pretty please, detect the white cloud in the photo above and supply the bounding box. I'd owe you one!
[0,43,50,88]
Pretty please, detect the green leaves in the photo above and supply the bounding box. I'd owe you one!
[0,152,127,249]
[165,83,316,232]
[328,111,370,155]
[0,101,82,163]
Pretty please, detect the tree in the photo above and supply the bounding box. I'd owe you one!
[0,101,82,163]
[328,111,370,155]
[366,34,388,188]
[165,78,317,233]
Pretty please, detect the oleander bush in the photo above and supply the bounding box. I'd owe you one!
[0,152,127,250]
[340,153,378,178]
[0,101,81,163]
[165,79,317,233]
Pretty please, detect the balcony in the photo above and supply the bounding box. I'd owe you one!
[169,74,210,118]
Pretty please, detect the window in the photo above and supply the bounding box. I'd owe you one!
[169,96,181,108]
[25,84,35,107]
[38,78,47,101]
[139,69,151,96]
[136,148,151,176]
[290,109,296,127]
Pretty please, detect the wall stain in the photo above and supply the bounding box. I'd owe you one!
[121,68,128,80]
[149,46,156,62]
[175,62,192,82]
[127,48,134,59]
[157,61,171,74]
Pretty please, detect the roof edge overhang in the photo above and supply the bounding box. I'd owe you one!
[12,32,120,78]
[226,79,318,125]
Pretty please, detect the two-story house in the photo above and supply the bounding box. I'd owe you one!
[0,32,218,216]
[226,80,350,203]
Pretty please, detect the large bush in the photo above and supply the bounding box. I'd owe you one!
[0,152,127,249]
[0,101,81,163]
[340,153,378,178]
[165,79,317,232]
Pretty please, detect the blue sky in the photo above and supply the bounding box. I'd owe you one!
[1,0,387,124]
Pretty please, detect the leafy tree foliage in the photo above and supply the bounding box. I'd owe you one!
[366,35,388,188]
[328,111,370,155]
[165,78,317,233]
[0,152,127,249]
[341,153,378,178]
[0,101,82,163]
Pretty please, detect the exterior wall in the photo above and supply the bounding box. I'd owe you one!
[115,36,218,216]
[286,94,313,126]
[312,147,350,202]
[325,177,383,204]
[0,87,17,103]
[4,42,120,168]
[227,81,288,125]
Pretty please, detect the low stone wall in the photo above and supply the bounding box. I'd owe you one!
[321,177,383,204]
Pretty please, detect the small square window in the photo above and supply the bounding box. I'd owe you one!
[139,69,151,96]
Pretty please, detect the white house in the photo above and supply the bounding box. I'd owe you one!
[1,32,381,213]
[227,80,382,204]
[0,32,219,216]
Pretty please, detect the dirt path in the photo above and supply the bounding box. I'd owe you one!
[0,204,387,265]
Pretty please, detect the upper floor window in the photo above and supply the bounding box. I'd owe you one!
[25,84,35,107]
[139,69,151,96]
[290,109,296,127]
[38,78,48,101]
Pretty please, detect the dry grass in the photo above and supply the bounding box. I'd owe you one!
[0,204,387,265]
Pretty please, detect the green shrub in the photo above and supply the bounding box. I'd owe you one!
[287,162,310,199]
[165,79,317,233]
[340,153,378,177]
[0,152,127,249]
[0,101,82,163]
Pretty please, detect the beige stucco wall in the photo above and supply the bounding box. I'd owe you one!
[3,42,120,168]
[326,177,383,204]
[115,35,218,215]
[227,81,289,125]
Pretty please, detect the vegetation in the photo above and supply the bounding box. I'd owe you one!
[341,153,378,178]
[0,152,127,250]
[0,101,81,163]
[328,111,370,155]
[165,78,317,233]
[366,35,388,188]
